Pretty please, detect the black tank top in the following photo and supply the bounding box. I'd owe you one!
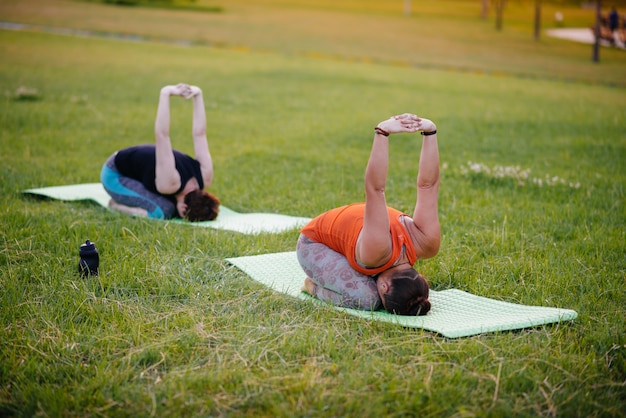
[114,145,204,195]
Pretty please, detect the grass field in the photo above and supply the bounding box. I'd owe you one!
[0,0,625,416]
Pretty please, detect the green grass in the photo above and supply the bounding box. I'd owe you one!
[3,0,626,87]
[1,0,625,417]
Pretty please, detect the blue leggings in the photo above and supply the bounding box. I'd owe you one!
[100,153,176,219]
[296,234,382,311]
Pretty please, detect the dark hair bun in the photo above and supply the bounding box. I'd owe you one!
[384,270,431,316]
[414,297,431,316]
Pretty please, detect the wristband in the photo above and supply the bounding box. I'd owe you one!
[374,127,390,136]
[421,130,437,136]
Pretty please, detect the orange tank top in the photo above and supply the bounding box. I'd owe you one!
[300,203,417,275]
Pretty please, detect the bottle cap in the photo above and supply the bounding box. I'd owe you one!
[81,239,95,249]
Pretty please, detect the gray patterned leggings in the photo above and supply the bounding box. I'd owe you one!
[100,153,177,219]
[296,234,382,311]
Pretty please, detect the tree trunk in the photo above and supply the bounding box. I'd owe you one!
[534,0,541,41]
[593,0,602,62]
[495,0,505,31]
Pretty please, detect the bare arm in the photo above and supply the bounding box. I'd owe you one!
[355,114,422,267]
[411,120,441,259]
[154,84,184,194]
[188,86,213,187]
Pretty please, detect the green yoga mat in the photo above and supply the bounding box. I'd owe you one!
[226,251,578,338]
[23,183,311,235]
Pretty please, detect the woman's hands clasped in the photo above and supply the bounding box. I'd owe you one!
[162,83,202,99]
[376,113,436,135]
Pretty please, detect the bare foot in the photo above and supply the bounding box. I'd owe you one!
[108,199,149,217]
[302,277,316,296]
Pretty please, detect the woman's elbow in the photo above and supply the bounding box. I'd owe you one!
[420,234,441,259]
[192,129,207,139]
[155,178,180,195]
[425,238,440,258]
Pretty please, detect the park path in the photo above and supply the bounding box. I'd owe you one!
[547,28,597,44]
[547,27,624,49]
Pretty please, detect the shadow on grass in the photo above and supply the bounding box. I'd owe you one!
[81,0,222,13]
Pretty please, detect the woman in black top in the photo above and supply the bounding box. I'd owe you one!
[101,83,219,221]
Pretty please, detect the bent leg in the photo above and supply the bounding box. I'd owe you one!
[100,153,176,219]
[107,199,148,217]
[296,234,382,311]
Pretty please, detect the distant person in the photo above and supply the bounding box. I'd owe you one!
[297,113,440,316]
[101,83,219,221]
[609,6,620,33]
[608,6,624,47]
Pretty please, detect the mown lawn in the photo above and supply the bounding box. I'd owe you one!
[0,0,624,416]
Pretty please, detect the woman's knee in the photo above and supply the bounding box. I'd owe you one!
[352,289,382,311]
[147,206,166,219]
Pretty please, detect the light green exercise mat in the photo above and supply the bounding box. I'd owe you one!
[23,183,311,235]
[226,251,578,338]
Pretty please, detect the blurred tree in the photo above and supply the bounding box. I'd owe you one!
[481,0,489,19]
[495,0,505,30]
[593,0,602,62]
[534,0,542,40]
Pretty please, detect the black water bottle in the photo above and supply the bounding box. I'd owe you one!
[78,239,99,276]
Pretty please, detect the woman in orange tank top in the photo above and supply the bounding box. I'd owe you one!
[297,113,440,315]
